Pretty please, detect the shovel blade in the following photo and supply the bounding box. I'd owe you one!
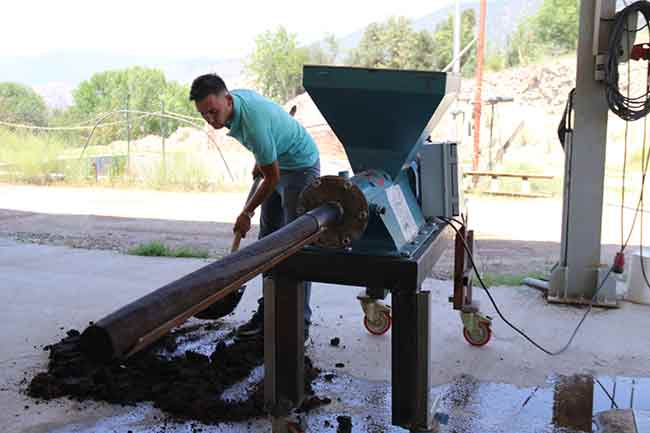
[193,286,246,320]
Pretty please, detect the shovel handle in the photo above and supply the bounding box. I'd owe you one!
[230,174,262,254]
[231,231,243,253]
[248,175,262,201]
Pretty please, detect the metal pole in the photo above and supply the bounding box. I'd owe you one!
[443,35,478,72]
[453,0,461,74]
[488,103,495,171]
[161,100,166,181]
[471,0,486,171]
[451,0,462,145]
[126,92,131,177]
[549,0,617,306]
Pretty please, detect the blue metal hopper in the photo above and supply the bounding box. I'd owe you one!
[303,65,460,180]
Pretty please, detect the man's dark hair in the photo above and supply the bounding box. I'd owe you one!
[189,74,228,102]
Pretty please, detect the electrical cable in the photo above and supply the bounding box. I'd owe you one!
[619,56,650,251]
[466,0,650,356]
[605,1,650,121]
[439,215,616,356]
[613,2,650,292]
[557,88,575,149]
[444,161,649,355]
[0,115,150,131]
[621,20,633,251]
[595,377,620,409]
[637,112,650,289]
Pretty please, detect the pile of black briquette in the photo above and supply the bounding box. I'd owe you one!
[27,324,332,425]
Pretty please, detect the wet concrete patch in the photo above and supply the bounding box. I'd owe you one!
[299,373,649,433]
[29,370,650,433]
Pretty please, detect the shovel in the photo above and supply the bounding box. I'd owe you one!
[194,174,262,320]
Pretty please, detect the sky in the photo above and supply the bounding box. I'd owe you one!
[2,0,459,59]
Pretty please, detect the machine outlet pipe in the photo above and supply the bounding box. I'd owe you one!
[81,203,343,362]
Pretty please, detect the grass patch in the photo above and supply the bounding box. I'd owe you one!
[0,128,66,182]
[140,151,213,191]
[478,271,547,287]
[129,241,209,258]
[0,128,244,191]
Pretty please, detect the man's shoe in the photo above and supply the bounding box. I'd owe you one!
[236,313,311,346]
[234,310,263,341]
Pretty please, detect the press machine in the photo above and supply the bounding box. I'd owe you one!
[265,65,490,433]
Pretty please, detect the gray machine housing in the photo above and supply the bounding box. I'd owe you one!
[419,141,461,220]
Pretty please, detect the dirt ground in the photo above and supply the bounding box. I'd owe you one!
[0,183,641,280]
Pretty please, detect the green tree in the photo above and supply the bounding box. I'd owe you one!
[347,13,479,73]
[505,0,578,67]
[505,17,544,67]
[308,33,340,65]
[485,45,507,72]
[324,34,340,63]
[534,0,579,52]
[0,82,48,126]
[245,26,309,104]
[431,9,477,74]
[408,30,437,69]
[69,67,195,144]
[347,17,435,70]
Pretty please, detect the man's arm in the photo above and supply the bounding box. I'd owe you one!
[234,161,280,237]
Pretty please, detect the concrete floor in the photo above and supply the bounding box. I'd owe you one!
[3,239,650,432]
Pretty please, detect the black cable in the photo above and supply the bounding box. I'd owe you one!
[595,378,619,409]
[621,49,650,251]
[605,2,650,121]
[557,88,575,149]
[450,127,650,355]
[638,113,650,288]
[627,22,649,32]
[458,51,650,353]
[438,215,614,356]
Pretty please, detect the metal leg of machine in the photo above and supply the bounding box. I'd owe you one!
[450,226,492,347]
[392,289,438,433]
[264,275,305,432]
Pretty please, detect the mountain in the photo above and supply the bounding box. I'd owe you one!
[0,52,242,87]
[0,52,244,109]
[2,0,550,108]
[32,82,75,110]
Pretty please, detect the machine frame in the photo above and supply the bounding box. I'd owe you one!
[266,222,453,432]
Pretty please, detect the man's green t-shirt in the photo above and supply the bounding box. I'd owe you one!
[225,89,319,170]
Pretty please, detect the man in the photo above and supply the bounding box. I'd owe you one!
[189,73,319,344]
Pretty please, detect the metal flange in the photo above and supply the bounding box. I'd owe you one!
[298,175,369,248]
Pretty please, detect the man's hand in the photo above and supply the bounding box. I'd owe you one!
[238,162,279,238]
[234,212,252,237]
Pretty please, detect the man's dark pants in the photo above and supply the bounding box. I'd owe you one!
[255,159,320,325]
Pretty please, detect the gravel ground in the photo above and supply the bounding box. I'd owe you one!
[0,183,634,279]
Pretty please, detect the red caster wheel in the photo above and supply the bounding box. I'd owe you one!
[463,321,492,347]
[364,311,392,335]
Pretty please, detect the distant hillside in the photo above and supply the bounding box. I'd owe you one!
[3,0,553,109]
[337,0,544,53]
[0,52,242,87]
[0,53,243,109]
